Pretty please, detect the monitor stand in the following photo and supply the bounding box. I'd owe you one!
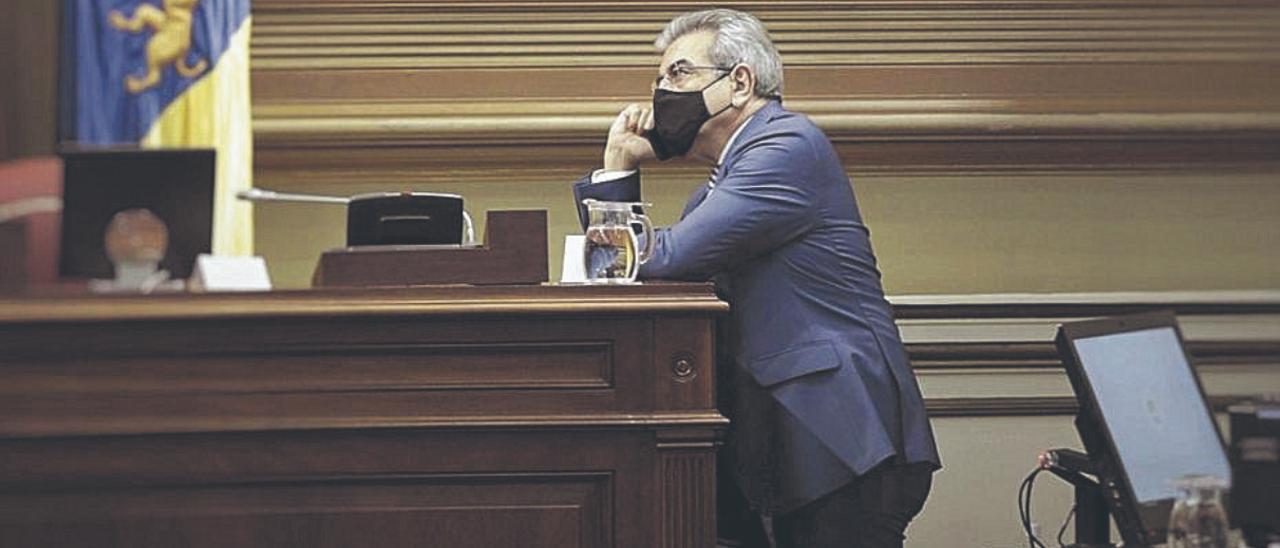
[1062,469,1115,548]
[1044,414,1120,548]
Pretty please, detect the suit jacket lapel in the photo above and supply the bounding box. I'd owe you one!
[677,100,785,220]
[719,99,783,171]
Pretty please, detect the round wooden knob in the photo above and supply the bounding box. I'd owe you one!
[671,354,696,381]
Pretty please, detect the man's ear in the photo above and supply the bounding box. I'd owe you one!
[730,64,754,107]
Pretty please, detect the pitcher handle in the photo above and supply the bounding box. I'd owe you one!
[631,212,655,265]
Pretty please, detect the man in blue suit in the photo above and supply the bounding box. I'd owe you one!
[573,9,941,548]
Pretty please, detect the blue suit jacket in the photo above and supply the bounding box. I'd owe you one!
[574,100,940,513]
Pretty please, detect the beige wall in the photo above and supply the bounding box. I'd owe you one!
[257,169,1280,293]
[859,171,1280,294]
[921,415,1079,547]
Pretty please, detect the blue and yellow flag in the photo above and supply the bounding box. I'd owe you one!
[61,0,253,256]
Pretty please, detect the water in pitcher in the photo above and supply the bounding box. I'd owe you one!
[584,225,638,283]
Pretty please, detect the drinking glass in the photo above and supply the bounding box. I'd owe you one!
[1167,474,1234,548]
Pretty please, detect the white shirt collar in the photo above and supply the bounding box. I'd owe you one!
[718,114,755,167]
[709,114,755,189]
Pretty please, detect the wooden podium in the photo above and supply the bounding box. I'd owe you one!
[0,284,727,547]
[0,221,24,293]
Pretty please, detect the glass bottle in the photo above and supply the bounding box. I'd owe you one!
[1167,474,1232,548]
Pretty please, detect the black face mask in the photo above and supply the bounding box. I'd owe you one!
[648,73,732,161]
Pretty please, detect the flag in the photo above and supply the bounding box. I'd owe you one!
[60,0,253,256]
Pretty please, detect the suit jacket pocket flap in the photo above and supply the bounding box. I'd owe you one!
[747,340,841,387]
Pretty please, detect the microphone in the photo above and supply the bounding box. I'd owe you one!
[1039,448,1100,488]
[236,188,349,205]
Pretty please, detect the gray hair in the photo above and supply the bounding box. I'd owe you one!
[654,9,784,98]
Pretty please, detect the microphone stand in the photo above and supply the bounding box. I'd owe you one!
[1038,448,1116,548]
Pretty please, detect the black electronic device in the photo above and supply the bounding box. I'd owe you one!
[237,188,472,248]
[345,192,464,247]
[1055,311,1232,547]
[1228,400,1280,547]
[58,148,215,280]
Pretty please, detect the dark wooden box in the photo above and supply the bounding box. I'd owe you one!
[313,209,548,287]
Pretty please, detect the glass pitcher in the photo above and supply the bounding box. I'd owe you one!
[1167,474,1234,548]
[581,199,654,284]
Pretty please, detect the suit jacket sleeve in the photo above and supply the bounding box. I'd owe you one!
[571,170,642,231]
[641,130,820,281]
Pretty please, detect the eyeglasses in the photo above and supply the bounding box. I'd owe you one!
[653,63,731,90]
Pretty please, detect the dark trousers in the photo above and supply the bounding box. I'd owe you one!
[719,460,933,548]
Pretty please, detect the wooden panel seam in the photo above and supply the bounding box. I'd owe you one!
[927,394,1253,417]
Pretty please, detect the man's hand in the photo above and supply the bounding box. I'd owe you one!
[604,104,656,171]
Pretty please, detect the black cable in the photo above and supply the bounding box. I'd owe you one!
[1023,471,1036,547]
[1025,474,1036,543]
[1019,468,1048,548]
[1028,470,1046,548]
[1019,472,1031,546]
[1057,504,1077,547]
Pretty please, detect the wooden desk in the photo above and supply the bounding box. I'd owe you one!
[0,284,727,548]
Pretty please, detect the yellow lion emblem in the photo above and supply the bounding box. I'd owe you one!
[109,0,208,94]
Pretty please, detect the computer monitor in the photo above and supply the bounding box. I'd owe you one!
[1055,311,1231,547]
[58,148,214,280]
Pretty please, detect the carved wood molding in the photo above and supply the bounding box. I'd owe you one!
[927,396,1079,417]
[252,0,1280,69]
[926,394,1253,417]
[249,0,1280,171]
[908,341,1280,371]
[254,98,1280,146]
[252,100,1280,174]
[253,138,1280,177]
[0,284,728,323]
[657,450,716,548]
[893,290,1280,370]
[891,290,1280,318]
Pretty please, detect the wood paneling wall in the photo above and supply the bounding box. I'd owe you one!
[252,0,1280,169]
[249,0,1280,289]
[0,2,59,161]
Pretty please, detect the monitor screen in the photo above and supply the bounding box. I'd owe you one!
[1057,311,1231,545]
[58,148,214,280]
[1072,326,1232,502]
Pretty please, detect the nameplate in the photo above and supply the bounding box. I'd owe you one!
[560,234,587,284]
[189,254,272,292]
